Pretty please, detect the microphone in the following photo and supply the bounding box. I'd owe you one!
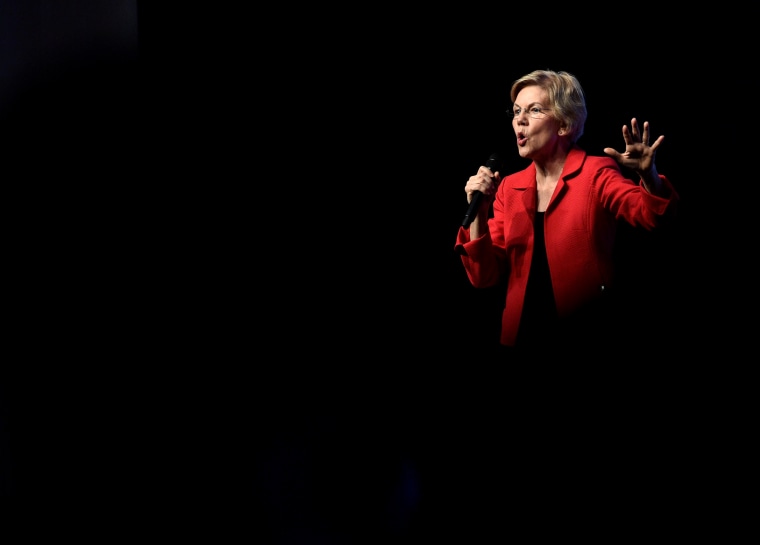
[461,153,501,228]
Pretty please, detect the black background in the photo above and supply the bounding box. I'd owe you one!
[1,2,751,543]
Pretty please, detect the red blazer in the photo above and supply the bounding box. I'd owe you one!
[455,146,679,346]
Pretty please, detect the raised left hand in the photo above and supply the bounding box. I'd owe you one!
[603,118,663,176]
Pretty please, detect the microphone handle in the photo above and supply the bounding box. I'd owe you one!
[461,191,483,228]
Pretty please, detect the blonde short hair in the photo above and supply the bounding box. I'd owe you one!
[510,70,587,144]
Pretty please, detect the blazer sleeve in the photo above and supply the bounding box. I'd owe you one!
[454,225,505,288]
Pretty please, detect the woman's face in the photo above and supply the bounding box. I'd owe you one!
[511,85,564,161]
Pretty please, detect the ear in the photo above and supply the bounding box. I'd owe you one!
[558,127,566,136]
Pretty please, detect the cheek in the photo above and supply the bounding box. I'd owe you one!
[539,124,559,139]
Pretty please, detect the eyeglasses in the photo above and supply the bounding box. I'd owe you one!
[507,105,552,120]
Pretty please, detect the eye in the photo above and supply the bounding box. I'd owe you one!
[530,107,542,115]
[513,108,521,116]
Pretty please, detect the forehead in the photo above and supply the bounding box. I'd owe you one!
[514,85,548,105]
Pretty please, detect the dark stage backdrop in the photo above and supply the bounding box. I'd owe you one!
[1,4,744,543]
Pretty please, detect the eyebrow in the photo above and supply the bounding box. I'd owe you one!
[512,102,547,109]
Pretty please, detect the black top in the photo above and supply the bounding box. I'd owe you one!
[515,212,559,347]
